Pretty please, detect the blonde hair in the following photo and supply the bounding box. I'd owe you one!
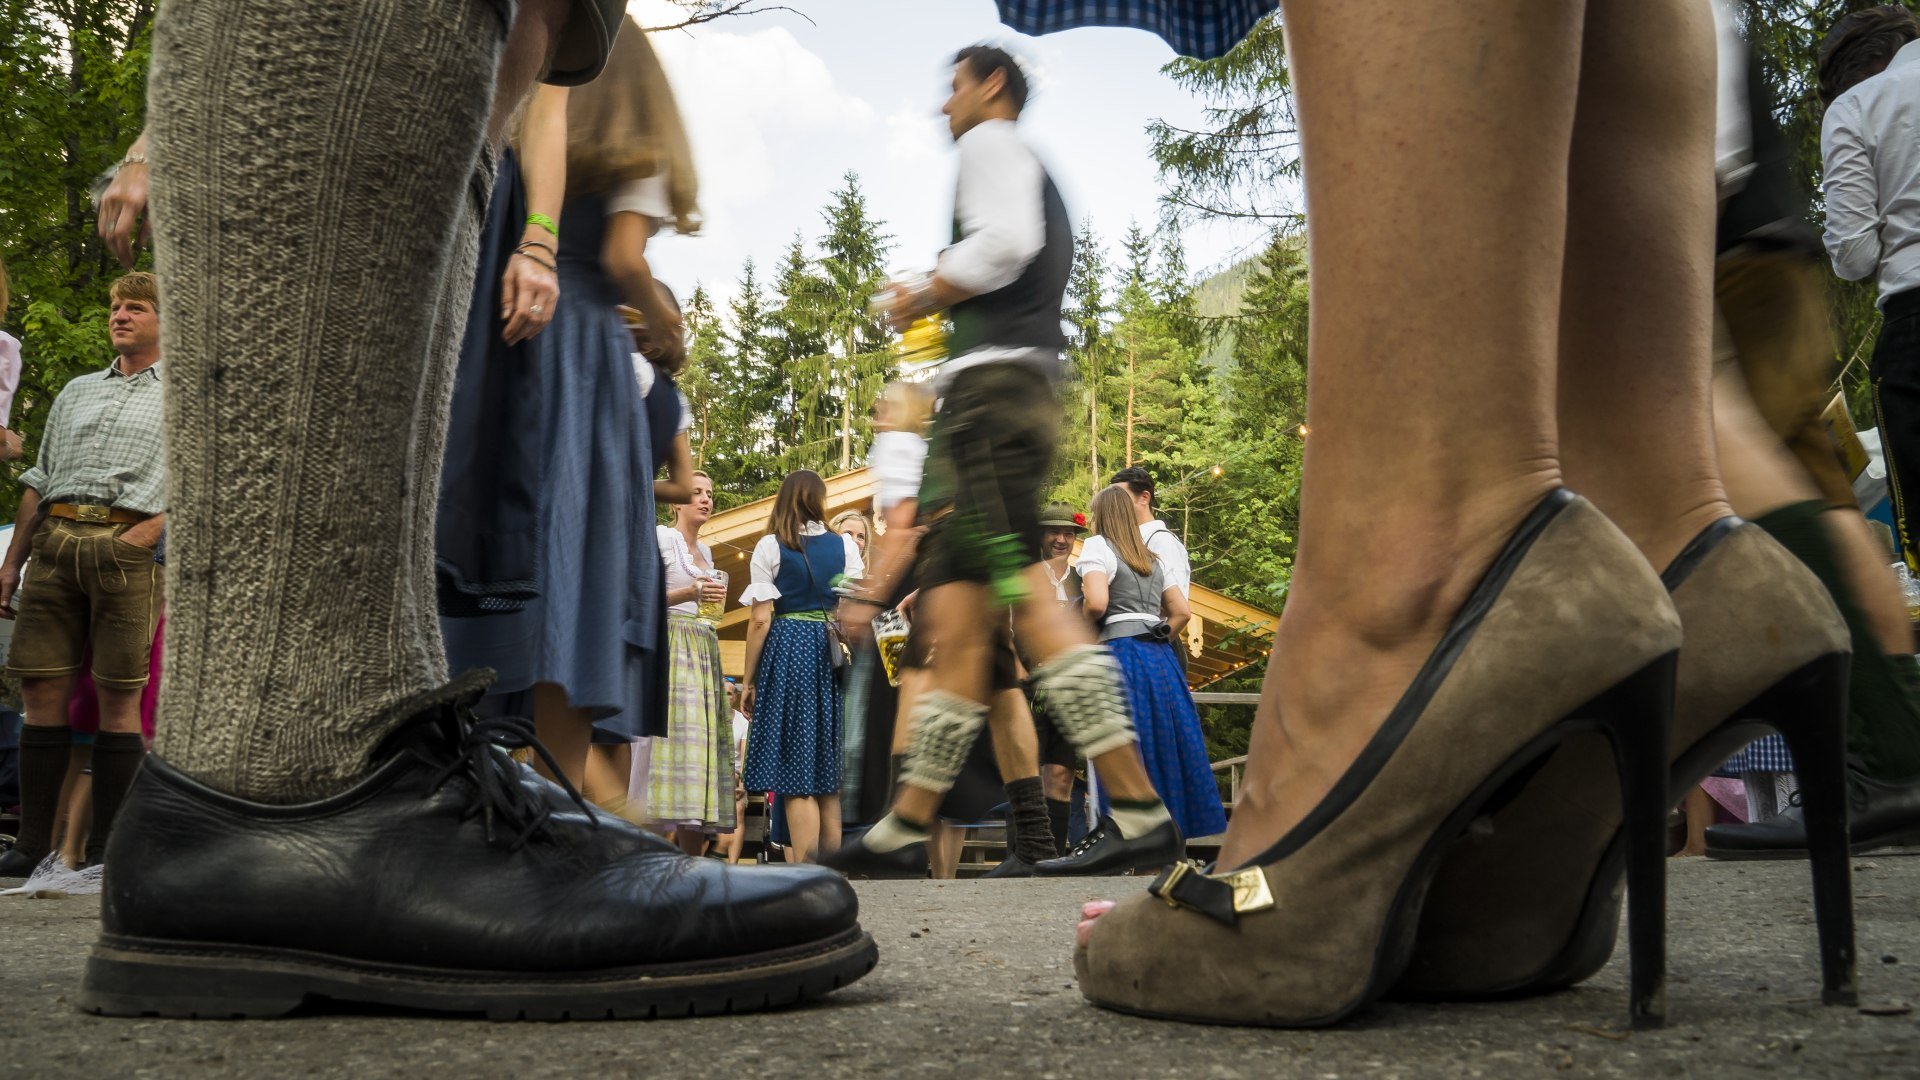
[830,510,870,541]
[109,271,159,312]
[1090,487,1154,577]
[877,380,934,435]
[564,17,701,233]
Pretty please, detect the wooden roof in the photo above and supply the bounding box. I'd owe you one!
[697,468,1276,688]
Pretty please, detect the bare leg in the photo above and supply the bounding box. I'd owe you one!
[820,794,842,856]
[928,823,962,879]
[986,688,1041,782]
[530,682,592,790]
[1556,0,1728,571]
[1218,0,1581,869]
[56,747,92,869]
[784,795,820,864]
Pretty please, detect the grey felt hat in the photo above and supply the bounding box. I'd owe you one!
[545,0,626,86]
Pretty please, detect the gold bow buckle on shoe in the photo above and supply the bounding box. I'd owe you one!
[1148,861,1275,926]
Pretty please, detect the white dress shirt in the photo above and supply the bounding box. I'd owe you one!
[1821,39,1920,306]
[868,430,927,515]
[934,118,1059,382]
[1139,519,1191,599]
[739,522,866,605]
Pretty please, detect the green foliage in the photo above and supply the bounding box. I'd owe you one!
[1,0,153,522]
[1147,12,1297,230]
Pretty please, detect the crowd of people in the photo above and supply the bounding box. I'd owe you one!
[0,0,1915,1037]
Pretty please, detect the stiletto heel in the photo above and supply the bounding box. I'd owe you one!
[1747,653,1857,1006]
[1397,518,1855,1015]
[1073,490,1686,1027]
[1582,650,1677,1029]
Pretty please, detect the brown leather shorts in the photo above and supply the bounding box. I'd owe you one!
[5,517,165,689]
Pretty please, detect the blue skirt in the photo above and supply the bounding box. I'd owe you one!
[742,619,842,795]
[1103,635,1228,839]
[440,260,663,742]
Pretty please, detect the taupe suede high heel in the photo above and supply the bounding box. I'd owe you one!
[1073,490,1683,1028]
[1392,518,1857,1007]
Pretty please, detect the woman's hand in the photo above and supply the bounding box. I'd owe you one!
[98,133,152,268]
[500,242,559,345]
[741,684,756,717]
[638,314,687,373]
[699,577,727,605]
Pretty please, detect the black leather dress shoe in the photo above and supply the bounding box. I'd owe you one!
[79,704,876,1020]
[820,833,929,880]
[1032,815,1182,876]
[0,847,39,879]
[979,852,1037,879]
[1706,770,1920,860]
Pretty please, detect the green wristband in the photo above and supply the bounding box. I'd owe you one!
[525,212,558,237]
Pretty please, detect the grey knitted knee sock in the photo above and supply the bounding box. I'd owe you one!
[146,0,503,800]
[899,691,990,795]
[1030,644,1137,759]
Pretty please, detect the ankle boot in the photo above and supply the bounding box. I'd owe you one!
[1075,491,1683,1027]
[1393,518,1856,1008]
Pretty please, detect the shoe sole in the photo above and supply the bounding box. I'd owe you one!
[1705,831,1920,862]
[78,926,877,1021]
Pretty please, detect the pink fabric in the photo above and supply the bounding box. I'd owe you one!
[66,614,164,745]
[0,331,20,426]
[1698,776,1748,823]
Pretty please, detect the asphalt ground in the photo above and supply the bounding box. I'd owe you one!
[2,855,1917,1078]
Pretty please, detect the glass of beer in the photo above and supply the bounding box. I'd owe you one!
[873,607,911,687]
[698,570,728,626]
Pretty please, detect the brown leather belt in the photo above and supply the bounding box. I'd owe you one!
[46,502,150,525]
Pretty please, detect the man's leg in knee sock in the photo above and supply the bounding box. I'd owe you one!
[985,688,1057,862]
[86,687,148,864]
[11,682,74,866]
[1012,567,1168,835]
[148,0,507,801]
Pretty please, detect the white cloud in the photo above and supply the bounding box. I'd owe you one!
[884,105,946,164]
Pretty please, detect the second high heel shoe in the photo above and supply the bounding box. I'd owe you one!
[1392,518,1857,1008]
[1073,490,1683,1027]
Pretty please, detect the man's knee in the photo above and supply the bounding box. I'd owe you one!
[19,676,74,725]
[93,686,146,734]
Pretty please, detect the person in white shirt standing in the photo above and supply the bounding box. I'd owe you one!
[1109,467,1191,601]
[1819,6,1920,569]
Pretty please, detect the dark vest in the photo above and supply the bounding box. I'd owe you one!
[771,530,846,614]
[949,154,1072,358]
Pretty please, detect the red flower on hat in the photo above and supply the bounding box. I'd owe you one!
[1073,512,1087,527]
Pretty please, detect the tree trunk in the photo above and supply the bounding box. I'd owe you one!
[1125,342,1136,466]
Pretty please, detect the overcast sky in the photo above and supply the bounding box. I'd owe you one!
[630,0,1271,306]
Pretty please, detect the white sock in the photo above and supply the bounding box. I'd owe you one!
[1108,797,1171,840]
[862,812,932,853]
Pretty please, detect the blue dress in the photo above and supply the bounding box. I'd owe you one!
[742,530,844,796]
[440,193,665,741]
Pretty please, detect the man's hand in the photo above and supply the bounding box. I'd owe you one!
[879,281,930,333]
[0,563,20,620]
[837,597,881,645]
[117,516,165,549]
[98,133,152,268]
[500,248,560,346]
[0,427,22,462]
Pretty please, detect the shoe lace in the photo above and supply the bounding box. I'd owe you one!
[423,707,598,852]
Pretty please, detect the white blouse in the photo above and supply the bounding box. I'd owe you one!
[657,525,715,616]
[632,353,694,434]
[1075,534,1165,628]
[869,430,927,516]
[739,522,866,605]
[608,174,671,223]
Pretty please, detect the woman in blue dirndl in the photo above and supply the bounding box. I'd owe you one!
[741,470,865,863]
[1077,487,1228,841]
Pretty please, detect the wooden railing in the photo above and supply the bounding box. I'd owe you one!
[1198,691,1259,808]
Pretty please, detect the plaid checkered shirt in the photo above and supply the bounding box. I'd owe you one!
[18,361,167,514]
[993,0,1275,59]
